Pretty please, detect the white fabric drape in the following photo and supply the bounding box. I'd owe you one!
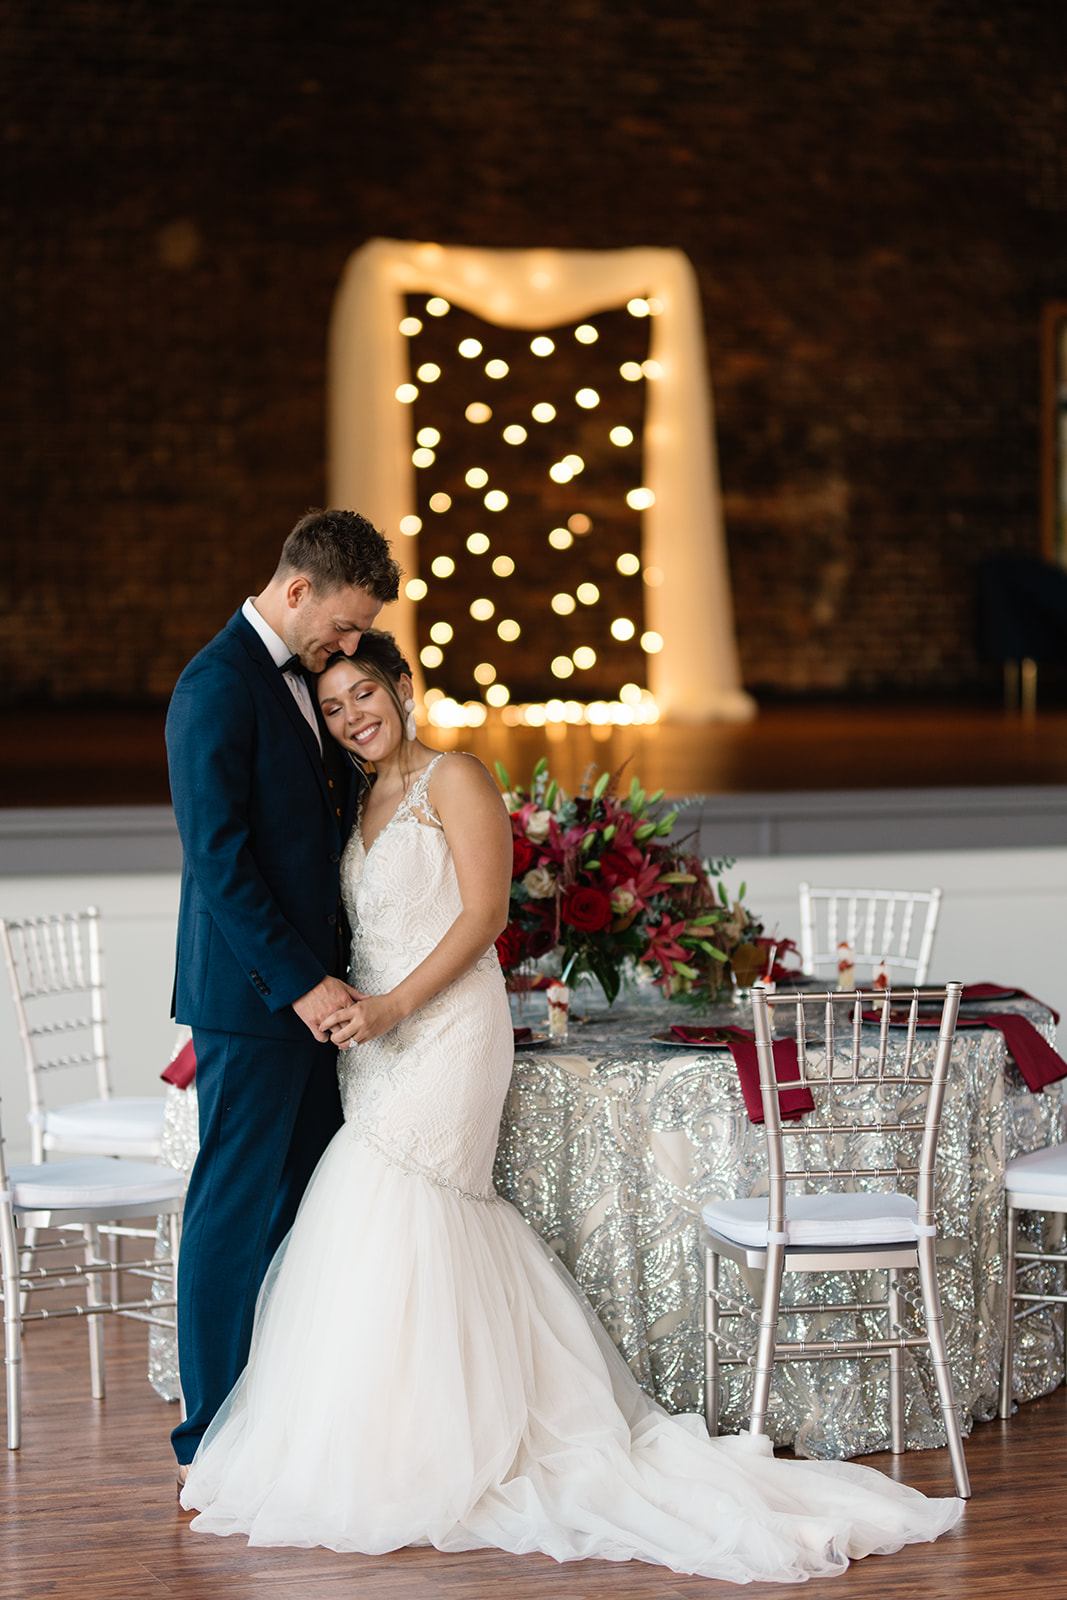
[328,239,754,722]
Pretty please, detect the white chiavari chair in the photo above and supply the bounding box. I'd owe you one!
[998,1142,1067,1418]
[797,884,942,986]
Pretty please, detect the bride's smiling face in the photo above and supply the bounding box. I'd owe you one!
[317,658,410,763]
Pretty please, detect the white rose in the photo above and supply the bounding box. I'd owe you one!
[524,809,553,843]
[609,886,636,915]
[522,866,557,899]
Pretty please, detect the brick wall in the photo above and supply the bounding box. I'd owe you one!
[4,0,1066,706]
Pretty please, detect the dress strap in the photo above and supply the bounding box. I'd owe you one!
[397,753,446,827]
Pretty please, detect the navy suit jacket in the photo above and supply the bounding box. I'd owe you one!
[166,609,359,1041]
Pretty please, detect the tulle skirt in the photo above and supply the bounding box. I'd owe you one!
[181,1130,962,1582]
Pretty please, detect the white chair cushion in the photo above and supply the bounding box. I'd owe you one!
[43,1097,165,1144]
[1005,1142,1067,1199]
[701,1191,920,1248]
[9,1159,186,1209]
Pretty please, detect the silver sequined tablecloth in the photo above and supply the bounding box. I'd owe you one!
[151,996,1065,1460]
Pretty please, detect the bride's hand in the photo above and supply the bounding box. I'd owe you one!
[322,991,401,1046]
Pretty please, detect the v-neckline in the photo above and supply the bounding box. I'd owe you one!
[357,755,444,857]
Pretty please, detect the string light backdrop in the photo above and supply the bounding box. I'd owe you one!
[329,241,754,725]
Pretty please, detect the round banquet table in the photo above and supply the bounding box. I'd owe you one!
[150,989,1066,1460]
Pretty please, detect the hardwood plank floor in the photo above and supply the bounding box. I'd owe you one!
[3,1309,1064,1599]
[3,703,1067,807]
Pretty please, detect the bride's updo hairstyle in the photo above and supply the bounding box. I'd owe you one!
[321,629,417,773]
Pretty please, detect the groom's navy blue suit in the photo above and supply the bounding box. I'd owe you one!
[166,608,358,1462]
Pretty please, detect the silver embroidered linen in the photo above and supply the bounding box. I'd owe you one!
[494,995,1065,1459]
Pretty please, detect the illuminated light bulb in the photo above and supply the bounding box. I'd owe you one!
[576,582,600,605]
[430,555,455,578]
[626,487,655,510]
[429,621,453,644]
[563,454,584,474]
[473,662,497,685]
[405,578,428,601]
[548,527,573,550]
[640,631,664,654]
[501,703,522,725]
[492,554,515,576]
[399,514,422,537]
[417,427,440,447]
[396,383,418,403]
[526,704,547,727]
[530,336,555,356]
[563,700,583,723]
[611,704,635,726]
[466,532,490,555]
[641,359,663,380]
[466,402,492,423]
[643,565,664,587]
[575,324,598,344]
[616,552,640,575]
[619,683,642,706]
[497,618,521,641]
[465,467,489,488]
[465,702,488,727]
[412,447,435,468]
[586,701,610,725]
[423,687,444,707]
[485,359,509,379]
[470,597,495,620]
[420,644,444,668]
[531,402,556,422]
[573,646,597,669]
[428,492,452,513]
[575,388,599,409]
[619,362,643,382]
[425,297,450,316]
[567,513,591,534]
[610,425,634,446]
[550,656,575,679]
[502,424,527,444]
[458,338,482,357]
[551,593,576,615]
[549,462,573,484]
[647,297,664,315]
[416,363,441,383]
[545,699,566,722]
[399,316,422,336]
[611,617,636,641]
[484,489,508,511]
[486,683,510,707]
[627,298,651,317]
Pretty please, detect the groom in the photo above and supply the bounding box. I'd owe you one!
[166,507,400,1483]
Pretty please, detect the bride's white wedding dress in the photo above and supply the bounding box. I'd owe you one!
[181,756,962,1580]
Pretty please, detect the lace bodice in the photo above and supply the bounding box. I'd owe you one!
[336,754,512,1200]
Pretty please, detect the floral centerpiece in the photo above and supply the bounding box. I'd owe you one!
[494,758,796,1007]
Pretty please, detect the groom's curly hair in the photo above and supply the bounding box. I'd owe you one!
[276,508,401,602]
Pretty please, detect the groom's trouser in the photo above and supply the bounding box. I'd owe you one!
[171,1026,343,1464]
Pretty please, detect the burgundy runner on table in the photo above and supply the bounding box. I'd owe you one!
[961,982,1060,1025]
[669,1024,814,1123]
[161,1038,197,1089]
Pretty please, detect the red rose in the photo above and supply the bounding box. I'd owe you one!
[512,837,537,876]
[560,885,613,933]
[495,923,525,970]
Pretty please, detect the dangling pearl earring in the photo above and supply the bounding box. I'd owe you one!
[403,697,417,741]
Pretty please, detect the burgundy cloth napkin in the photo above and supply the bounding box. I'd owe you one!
[863,1006,1067,1094]
[961,982,1060,1025]
[161,1038,196,1089]
[669,1025,814,1123]
[513,1027,533,1044]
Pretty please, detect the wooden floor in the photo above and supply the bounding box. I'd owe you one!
[3,702,1067,807]
[3,1310,1065,1599]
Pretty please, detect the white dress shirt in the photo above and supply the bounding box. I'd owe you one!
[241,597,322,752]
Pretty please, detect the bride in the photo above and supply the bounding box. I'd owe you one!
[180,631,963,1581]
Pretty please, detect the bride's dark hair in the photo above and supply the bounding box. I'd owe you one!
[319,630,418,778]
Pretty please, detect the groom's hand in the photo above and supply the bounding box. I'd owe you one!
[292,976,362,1042]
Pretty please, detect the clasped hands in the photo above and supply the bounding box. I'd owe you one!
[292,974,398,1047]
